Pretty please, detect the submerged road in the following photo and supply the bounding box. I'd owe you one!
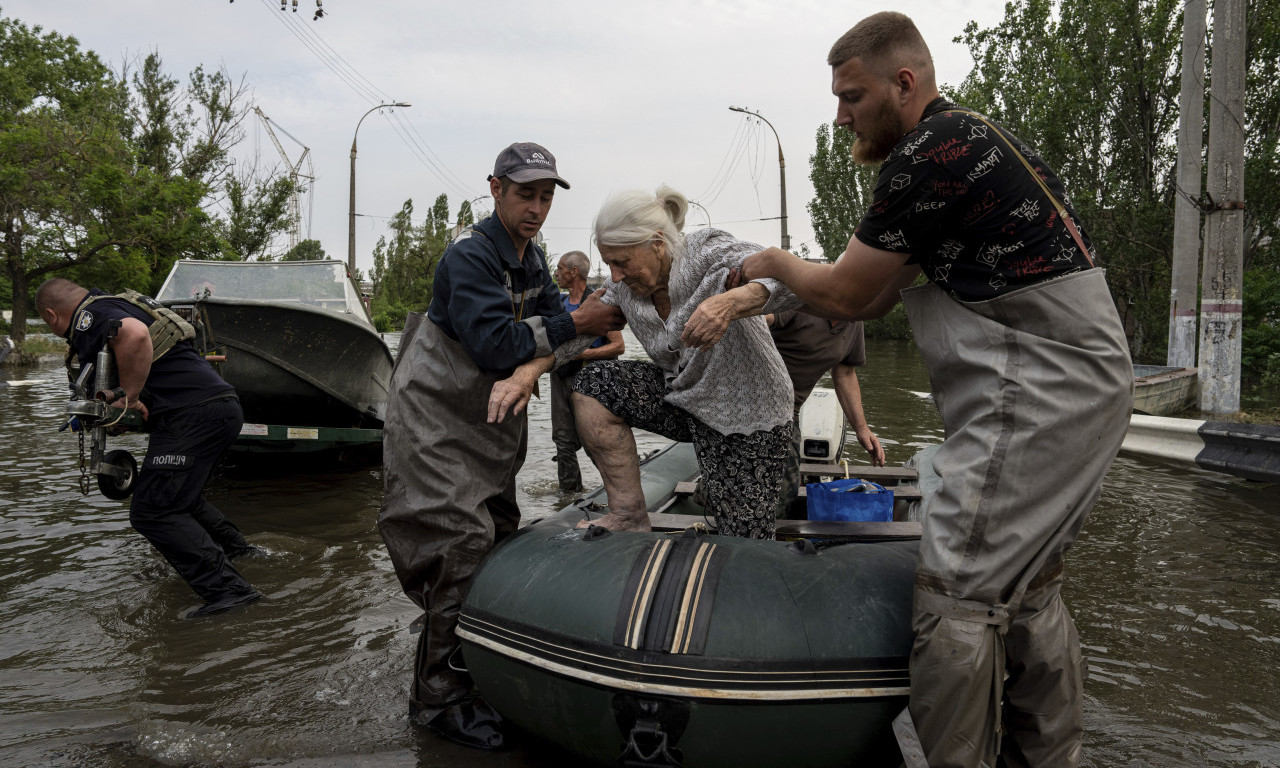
[1,335,1277,768]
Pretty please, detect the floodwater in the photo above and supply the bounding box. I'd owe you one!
[1,332,1278,768]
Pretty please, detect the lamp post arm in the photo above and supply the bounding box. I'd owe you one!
[348,102,411,275]
[728,106,789,250]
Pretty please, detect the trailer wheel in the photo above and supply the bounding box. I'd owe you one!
[98,449,138,500]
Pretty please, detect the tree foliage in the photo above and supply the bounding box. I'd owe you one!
[805,0,1279,381]
[0,12,302,352]
[368,194,458,331]
[282,239,327,261]
[956,0,1279,376]
[0,14,137,344]
[807,122,879,263]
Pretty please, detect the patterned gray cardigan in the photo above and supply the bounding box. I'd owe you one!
[556,227,800,436]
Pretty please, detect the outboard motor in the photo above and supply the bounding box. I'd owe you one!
[62,320,143,500]
[797,387,846,463]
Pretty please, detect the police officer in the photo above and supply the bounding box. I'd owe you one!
[36,277,260,618]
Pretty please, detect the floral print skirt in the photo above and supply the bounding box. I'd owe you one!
[574,360,790,539]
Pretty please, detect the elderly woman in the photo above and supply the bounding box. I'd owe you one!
[492,185,799,539]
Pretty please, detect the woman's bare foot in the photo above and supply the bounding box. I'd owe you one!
[577,511,652,532]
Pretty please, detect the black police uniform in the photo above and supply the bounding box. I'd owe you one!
[68,290,258,606]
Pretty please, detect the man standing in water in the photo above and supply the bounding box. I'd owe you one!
[729,13,1132,767]
[378,143,624,749]
[36,278,261,618]
[550,250,624,492]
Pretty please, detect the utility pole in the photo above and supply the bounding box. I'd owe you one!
[349,102,410,276]
[729,106,789,250]
[1168,0,1206,369]
[1197,0,1246,414]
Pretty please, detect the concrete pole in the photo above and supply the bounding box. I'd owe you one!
[729,106,789,250]
[1196,0,1246,414]
[348,102,410,277]
[1168,0,1206,368]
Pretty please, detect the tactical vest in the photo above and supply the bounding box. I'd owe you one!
[67,290,197,364]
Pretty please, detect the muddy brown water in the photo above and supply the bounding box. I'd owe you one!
[1,333,1277,767]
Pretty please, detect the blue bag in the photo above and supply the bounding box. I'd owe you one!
[805,478,893,522]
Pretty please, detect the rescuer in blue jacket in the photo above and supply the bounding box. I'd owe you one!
[378,143,625,749]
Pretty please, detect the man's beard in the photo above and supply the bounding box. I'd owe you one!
[850,95,902,166]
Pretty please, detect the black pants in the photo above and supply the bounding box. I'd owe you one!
[129,397,255,601]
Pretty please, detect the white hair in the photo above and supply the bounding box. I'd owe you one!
[593,185,688,259]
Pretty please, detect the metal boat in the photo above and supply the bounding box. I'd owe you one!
[157,260,392,448]
[1133,365,1198,416]
[460,441,922,767]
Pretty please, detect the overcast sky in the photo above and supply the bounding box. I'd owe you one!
[4,0,1008,277]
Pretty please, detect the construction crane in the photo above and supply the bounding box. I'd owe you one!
[253,106,315,253]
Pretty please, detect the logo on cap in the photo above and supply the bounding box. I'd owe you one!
[489,142,569,188]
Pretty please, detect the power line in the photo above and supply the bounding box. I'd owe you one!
[258,0,381,102]
[695,118,750,202]
[703,128,756,207]
[254,0,478,206]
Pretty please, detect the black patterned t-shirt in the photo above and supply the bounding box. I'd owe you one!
[855,98,1096,301]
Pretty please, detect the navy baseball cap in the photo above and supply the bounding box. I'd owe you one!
[488,142,570,189]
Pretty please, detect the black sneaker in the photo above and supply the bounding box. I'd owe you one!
[184,590,263,619]
[425,694,507,750]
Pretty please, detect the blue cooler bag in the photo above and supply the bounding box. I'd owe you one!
[805,478,893,522]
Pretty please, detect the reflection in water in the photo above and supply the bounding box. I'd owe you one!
[0,336,1277,768]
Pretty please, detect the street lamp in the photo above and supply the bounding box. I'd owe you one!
[688,199,712,228]
[466,194,490,220]
[348,101,411,275]
[729,106,789,251]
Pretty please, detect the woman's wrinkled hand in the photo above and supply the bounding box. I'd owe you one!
[681,293,734,350]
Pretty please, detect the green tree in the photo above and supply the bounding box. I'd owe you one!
[219,172,295,261]
[804,0,1279,376]
[369,194,457,330]
[124,55,295,268]
[954,0,1279,372]
[0,14,141,346]
[807,121,878,263]
[457,198,476,228]
[281,239,327,261]
[0,14,300,356]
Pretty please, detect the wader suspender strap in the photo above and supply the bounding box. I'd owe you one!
[465,226,530,321]
[956,110,1095,268]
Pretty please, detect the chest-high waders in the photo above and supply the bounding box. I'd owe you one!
[61,291,197,500]
[378,314,526,718]
[891,270,1133,768]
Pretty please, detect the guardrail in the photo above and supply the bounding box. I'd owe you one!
[1121,414,1280,484]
